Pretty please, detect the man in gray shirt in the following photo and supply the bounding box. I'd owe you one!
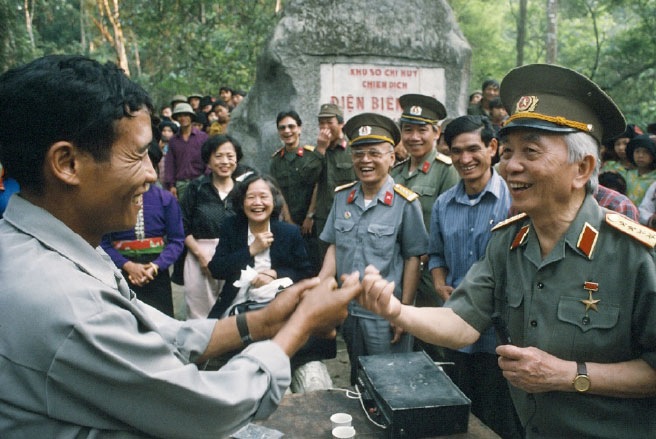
[0,55,360,439]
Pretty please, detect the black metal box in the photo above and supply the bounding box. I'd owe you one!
[357,351,471,438]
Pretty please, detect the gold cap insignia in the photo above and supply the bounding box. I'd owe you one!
[410,106,422,115]
[516,96,539,113]
[358,125,372,136]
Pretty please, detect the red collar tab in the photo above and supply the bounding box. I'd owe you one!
[296,147,304,157]
[383,191,394,206]
[421,161,431,173]
[510,225,530,250]
[347,189,357,204]
[576,223,599,259]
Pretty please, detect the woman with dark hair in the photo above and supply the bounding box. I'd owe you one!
[207,174,333,392]
[179,134,242,318]
[207,173,313,318]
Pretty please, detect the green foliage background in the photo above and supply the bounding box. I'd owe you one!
[450,0,656,127]
[0,0,654,126]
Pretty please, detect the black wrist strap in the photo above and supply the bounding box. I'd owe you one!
[236,312,254,346]
[577,361,587,376]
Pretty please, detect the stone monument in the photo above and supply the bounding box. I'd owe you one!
[229,0,471,172]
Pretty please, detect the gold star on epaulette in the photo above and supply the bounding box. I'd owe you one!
[605,213,656,248]
[334,181,358,192]
[434,152,452,165]
[491,213,528,232]
[393,183,419,202]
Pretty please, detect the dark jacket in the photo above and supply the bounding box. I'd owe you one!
[207,216,313,318]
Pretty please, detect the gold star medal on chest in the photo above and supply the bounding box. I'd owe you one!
[581,281,600,312]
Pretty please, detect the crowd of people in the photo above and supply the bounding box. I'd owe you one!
[0,54,655,439]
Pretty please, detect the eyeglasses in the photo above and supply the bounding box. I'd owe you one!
[351,149,393,160]
[277,124,298,131]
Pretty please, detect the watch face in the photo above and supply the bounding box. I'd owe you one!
[574,375,591,392]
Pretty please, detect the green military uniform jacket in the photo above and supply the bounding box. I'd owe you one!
[269,145,323,225]
[446,195,656,438]
[391,148,459,230]
[315,139,355,226]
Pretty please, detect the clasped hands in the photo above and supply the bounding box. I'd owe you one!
[123,261,159,286]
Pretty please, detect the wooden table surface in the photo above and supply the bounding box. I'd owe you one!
[257,389,501,438]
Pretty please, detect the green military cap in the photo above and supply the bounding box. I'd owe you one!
[399,94,447,125]
[499,64,625,144]
[343,113,400,147]
[318,103,344,119]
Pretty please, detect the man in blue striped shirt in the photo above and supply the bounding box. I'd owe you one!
[427,115,521,438]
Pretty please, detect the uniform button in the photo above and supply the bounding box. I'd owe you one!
[582,316,590,325]
[537,282,544,289]
[530,320,538,327]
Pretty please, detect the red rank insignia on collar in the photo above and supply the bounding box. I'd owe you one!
[383,191,394,206]
[347,189,357,204]
[421,161,430,173]
[296,147,304,157]
[577,222,599,259]
[510,225,530,250]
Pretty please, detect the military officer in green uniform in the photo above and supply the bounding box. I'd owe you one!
[312,104,356,248]
[391,94,459,308]
[269,110,323,272]
[359,64,656,438]
[319,113,428,384]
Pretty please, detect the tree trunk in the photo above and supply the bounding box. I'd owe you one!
[97,0,130,76]
[24,0,35,50]
[546,0,558,64]
[516,0,527,66]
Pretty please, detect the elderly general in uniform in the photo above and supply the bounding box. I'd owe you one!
[391,94,459,309]
[359,64,656,438]
[319,113,428,384]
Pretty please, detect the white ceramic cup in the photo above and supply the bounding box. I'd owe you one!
[330,412,352,428]
[332,425,356,438]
